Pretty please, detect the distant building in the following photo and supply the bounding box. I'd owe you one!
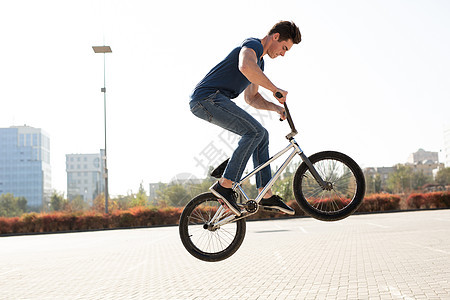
[407,148,442,178]
[407,148,438,165]
[66,150,105,205]
[0,126,52,210]
[364,148,443,193]
[408,161,444,179]
[364,166,395,192]
[149,183,162,205]
[149,173,203,206]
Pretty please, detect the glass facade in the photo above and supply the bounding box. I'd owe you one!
[0,126,51,210]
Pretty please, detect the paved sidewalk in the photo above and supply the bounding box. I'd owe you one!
[0,210,449,299]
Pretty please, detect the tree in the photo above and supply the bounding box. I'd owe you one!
[272,175,294,201]
[387,165,412,193]
[67,195,89,212]
[272,163,297,201]
[387,164,433,193]
[411,171,432,190]
[130,182,148,207]
[0,193,27,217]
[92,193,117,213]
[50,191,67,211]
[156,184,190,207]
[366,173,382,194]
[436,168,450,186]
[114,194,132,211]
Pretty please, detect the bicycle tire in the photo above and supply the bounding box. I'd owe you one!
[293,151,365,221]
[179,192,246,262]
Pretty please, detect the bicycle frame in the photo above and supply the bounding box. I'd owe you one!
[238,138,301,204]
[208,103,328,227]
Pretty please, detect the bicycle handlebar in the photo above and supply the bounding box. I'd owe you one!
[275,92,298,139]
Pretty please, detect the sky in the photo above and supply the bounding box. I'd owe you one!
[1,0,449,196]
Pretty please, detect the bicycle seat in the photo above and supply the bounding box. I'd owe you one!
[210,158,229,178]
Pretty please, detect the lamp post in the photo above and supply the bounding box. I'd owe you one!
[92,45,112,214]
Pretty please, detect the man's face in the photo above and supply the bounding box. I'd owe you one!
[268,34,294,59]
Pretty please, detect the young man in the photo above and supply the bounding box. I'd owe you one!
[189,21,301,216]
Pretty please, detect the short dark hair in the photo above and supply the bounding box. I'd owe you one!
[268,21,301,44]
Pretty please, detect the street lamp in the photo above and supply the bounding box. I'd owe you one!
[92,45,112,214]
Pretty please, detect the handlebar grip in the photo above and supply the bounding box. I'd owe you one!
[276,92,284,121]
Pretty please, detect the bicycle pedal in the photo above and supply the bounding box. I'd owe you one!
[218,199,245,214]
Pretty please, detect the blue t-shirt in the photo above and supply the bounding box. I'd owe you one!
[191,38,265,101]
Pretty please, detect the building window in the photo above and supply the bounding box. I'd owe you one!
[33,134,38,146]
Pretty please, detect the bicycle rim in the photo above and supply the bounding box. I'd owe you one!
[303,159,357,211]
[179,193,246,261]
[294,151,365,221]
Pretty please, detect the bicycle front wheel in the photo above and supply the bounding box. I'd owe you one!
[179,192,246,262]
[293,151,365,221]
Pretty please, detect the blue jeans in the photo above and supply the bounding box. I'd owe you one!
[190,91,271,188]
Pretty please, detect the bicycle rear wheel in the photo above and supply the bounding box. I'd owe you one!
[179,192,246,262]
[293,151,365,221]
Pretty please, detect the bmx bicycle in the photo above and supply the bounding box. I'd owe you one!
[179,95,365,262]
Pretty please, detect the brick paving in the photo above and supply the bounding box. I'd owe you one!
[0,210,449,299]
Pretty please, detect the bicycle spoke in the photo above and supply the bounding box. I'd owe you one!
[186,197,238,255]
[301,157,358,214]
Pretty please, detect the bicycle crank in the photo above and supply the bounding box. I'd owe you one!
[243,200,258,213]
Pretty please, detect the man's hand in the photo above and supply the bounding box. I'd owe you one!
[274,89,288,104]
[276,105,286,120]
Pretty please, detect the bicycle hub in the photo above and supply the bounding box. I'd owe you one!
[323,182,333,191]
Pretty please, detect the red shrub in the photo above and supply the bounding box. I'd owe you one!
[133,207,159,226]
[76,211,107,230]
[1,192,447,235]
[357,194,401,212]
[55,213,78,231]
[156,207,183,225]
[407,192,450,209]
[20,213,39,233]
[0,217,18,234]
[407,193,425,209]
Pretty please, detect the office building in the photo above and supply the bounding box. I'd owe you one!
[66,150,104,205]
[0,126,51,210]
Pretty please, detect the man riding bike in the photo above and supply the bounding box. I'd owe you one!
[189,21,301,216]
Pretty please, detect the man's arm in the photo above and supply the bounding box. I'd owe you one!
[239,47,287,103]
[244,83,286,120]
